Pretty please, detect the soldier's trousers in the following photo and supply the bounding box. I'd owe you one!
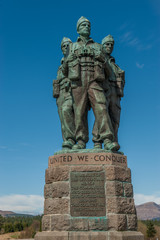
[72,80,114,143]
[108,94,121,142]
[56,89,75,142]
[92,91,121,143]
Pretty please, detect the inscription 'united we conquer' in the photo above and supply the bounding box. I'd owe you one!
[49,153,127,166]
[70,172,106,217]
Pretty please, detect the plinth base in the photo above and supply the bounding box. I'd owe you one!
[38,152,144,240]
[35,231,144,240]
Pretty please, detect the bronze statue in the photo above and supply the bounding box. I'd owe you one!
[53,18,124,152]
[53,37,75,149]
[102,35,125,142]
[92,35,124,147]
[62,17,119,151]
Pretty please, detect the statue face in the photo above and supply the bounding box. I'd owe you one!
[103,41,114,54]
[78,21,90,37]
[61,42,70,56]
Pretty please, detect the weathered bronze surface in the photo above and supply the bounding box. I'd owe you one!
[53,37,75,150]
[70,172,106,216]
[53,17,125,153]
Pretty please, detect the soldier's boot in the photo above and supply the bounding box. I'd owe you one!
[62,139,75,149]
[104,139,120,152]
[94,142,102,149]
[72,140,86,150]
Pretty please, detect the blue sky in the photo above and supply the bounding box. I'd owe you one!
[0,0,160,214]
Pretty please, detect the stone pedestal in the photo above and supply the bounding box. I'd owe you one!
[35,152,144,240]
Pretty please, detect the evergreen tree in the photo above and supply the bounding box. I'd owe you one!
[4,223,14,233]
[0,215,5,231]
[146,220,156,240]
[14,221,23,231]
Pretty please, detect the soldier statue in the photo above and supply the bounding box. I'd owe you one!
[102,35,125,142]
[62,17,120,151]
[92,35,125,147]
[53,37,75,150]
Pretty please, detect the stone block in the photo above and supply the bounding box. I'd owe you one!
[106,181,123,196]
[108,214,127,231]
[51,214,70,231]
[107,197,136,214]
[88,217,108,231]
[69,231,108,240]
[44,183,52,198]
[42,215,51,231]
[35,231,68,240]
[44,182,69,199]
[35,231,144,240]
[127,214,137,230]
[108,231,144,240]
[123,183,133,197]
[70,218,88,231]
[71,165,103,172]
[45,166,69,183]
[105,166,131,182]
[44,198,69,214]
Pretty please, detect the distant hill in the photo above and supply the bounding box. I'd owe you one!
[1,202,160,220]
[136,202,160,220]
[0,210,33,217]
[0,210,15,217]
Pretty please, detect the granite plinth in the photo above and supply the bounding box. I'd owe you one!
[35,151,143,240]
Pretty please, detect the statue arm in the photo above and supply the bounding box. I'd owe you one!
[110,60,125,97]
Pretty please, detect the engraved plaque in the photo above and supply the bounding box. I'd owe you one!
[70,172,106,216]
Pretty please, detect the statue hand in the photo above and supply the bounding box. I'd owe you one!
[95,52,105,62]
[66,53,77,62]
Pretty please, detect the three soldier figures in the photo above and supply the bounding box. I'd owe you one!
[53,16,125,152]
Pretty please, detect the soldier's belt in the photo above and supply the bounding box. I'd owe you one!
[80,62,94,65]
[81,66,94,71]
[80,57,94,63]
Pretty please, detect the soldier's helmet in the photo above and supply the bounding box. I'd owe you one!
[77,16,91,31]
[101,35,114,45]
[61,37,72,49]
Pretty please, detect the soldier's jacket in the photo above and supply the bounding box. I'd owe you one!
[53,58,71,98]
[107,56,125,97]
[63,37,106,85]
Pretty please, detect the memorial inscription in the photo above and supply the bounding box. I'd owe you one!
[49,153,127,167]
[70,172,106,217]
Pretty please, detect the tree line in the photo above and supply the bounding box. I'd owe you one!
[0,214,42,238]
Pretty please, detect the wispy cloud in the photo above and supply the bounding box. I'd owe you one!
[136,62,144,69]
[19,142,31,147]
[0,194,44,215]
[0,142,31,152]
[0,146,7,149]
[137,44,152,51]
[119,31,140,47]
[134,193,160,205]
[118,23,130,31]
[117,23,154,51]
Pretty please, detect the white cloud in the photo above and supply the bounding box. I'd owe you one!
[119,31,133,43]
[0,146,7,149]
[117,23,154,51]
[118,23,128,31]
[19,142,31,147]
[136,62,144,69]
[134,193,160,206]
[128,38,139,46]
[0,194,44,215]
